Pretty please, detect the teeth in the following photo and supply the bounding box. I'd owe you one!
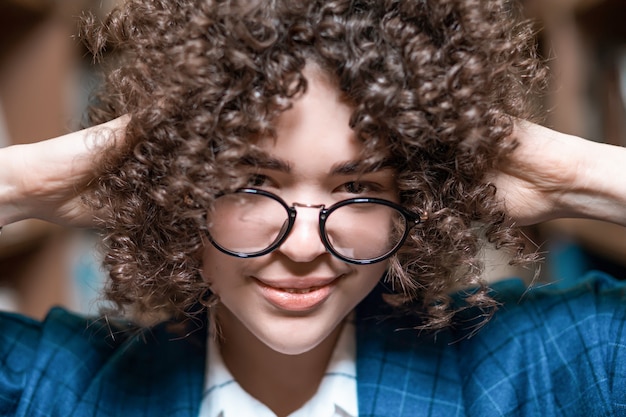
[283,287,315,294]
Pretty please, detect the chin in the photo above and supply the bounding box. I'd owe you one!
[262,335,327,356]
[253,315,344,356]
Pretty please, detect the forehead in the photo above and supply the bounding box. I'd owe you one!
[254,68,379,171]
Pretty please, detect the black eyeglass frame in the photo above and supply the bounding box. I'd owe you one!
[207,188,426,265]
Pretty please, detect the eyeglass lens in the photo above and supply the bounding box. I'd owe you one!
[207,191,407,262]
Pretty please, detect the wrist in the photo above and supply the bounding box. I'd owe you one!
[560,139,626,226]
[0,144,28,226]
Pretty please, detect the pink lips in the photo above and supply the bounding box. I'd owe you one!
[254,277,338,312]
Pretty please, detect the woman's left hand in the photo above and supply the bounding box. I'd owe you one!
[491,121,626,227]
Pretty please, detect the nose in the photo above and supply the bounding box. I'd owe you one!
[278,205,327,262]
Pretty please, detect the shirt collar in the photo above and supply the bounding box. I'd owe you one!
[199,316,358,417]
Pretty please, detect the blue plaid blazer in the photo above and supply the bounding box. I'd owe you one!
[1,272,625,416]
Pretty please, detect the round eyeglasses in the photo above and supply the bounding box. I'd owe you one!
[207,188,426,265]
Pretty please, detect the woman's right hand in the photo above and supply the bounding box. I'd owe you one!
[0,116,128,228]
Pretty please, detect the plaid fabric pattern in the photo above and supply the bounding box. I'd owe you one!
[0,310,206,416]
[1,272,625,416]
[356,272,626,417]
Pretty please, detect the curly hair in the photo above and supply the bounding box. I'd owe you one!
[80,0,547,328]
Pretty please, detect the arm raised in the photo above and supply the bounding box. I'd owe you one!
[0,116,128,228]
[492,121,626,227]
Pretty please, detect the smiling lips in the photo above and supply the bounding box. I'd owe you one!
[254,277,339,312]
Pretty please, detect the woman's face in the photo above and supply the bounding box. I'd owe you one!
[202,70,394,355]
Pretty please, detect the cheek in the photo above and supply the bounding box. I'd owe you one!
[201,245,237,293]
[359,262,388,284]
[349,263,388,301]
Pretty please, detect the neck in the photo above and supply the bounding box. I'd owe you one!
[214,306,343,417]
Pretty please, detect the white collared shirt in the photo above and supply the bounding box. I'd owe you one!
[198,319,358,417]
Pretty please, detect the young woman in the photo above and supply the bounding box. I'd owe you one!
[1,1,625,416]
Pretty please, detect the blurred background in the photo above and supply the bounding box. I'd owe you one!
[0,0,118,318]
[524,0,626,284]
[0,0,624,319]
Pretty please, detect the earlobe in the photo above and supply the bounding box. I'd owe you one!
[201,290,220,308]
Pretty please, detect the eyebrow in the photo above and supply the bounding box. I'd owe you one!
[329,159,395,175]
[241,153,292,172]
[241,152,394,175]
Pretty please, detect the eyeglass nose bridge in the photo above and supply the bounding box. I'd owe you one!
[279,202,329,257]
[289,202,332,226]
[291,202,326,210]
[288,202,328,231]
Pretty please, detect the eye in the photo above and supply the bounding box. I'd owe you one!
[340,181,381,194]
[246,174,272,188]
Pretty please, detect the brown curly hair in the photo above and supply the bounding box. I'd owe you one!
[80,0,547,328]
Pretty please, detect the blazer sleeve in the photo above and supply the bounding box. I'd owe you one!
[0,308,133,416]
[0,307,205,417]
[458,271,626,416]
[0,312,42,415]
